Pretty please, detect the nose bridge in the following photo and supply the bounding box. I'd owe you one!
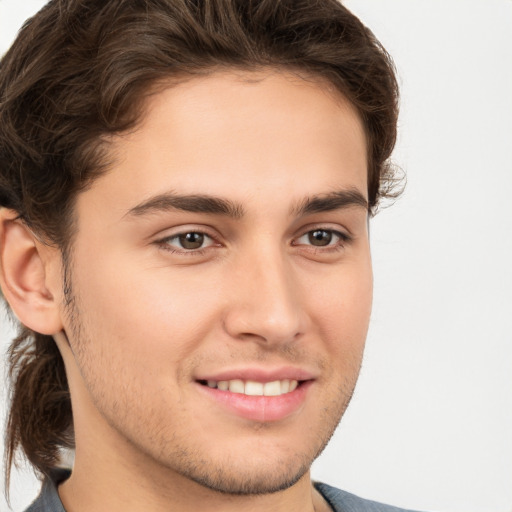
[224,241,304,344]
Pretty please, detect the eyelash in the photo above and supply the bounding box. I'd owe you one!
[292,229,351,253]
[156,227,351,256]
[156,231,217,257]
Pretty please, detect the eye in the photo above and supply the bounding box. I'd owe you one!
[295,229,348,248]
[160,231,215,251]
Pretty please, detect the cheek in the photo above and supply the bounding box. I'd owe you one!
[307,259,373,339]
[68,251,223,370]
[303,264,372,389]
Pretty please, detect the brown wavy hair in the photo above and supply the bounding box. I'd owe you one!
[0,0,400,486]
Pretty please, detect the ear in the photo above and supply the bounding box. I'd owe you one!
[0,208,64,335]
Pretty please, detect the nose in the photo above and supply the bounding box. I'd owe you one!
[222,247,306,347]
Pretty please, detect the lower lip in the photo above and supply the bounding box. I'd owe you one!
[196,381,312,422]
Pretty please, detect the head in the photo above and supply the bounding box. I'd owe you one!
[0,0,400,495]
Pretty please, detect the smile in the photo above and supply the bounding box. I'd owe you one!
[201,379,299,396]
[197,377,311,422]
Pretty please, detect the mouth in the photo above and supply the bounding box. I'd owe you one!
[196,377,312,422]
[199,379,301,396]
[197,378,300,397]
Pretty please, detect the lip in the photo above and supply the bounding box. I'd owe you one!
[195,366,316,383]
[194,367,314,422]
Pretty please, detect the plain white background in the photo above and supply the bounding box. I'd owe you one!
[1,1,511,511]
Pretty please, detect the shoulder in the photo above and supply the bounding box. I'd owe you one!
[315,482,425,512]
[24,469,69,512]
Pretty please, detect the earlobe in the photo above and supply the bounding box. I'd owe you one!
[0,209,64,335]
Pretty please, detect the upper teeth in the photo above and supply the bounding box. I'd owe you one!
[206,379,298,396]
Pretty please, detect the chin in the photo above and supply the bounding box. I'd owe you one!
[150,425,334,496]
[176,455,312,496]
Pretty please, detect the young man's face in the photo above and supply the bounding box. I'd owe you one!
[56,70,372,494]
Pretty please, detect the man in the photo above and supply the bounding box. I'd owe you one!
[0,1,415,511]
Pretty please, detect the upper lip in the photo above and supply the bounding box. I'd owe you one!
[195,366,316,383]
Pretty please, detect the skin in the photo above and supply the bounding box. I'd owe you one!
[0,69,372,512]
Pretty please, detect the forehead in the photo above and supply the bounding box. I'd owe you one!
[78,69,368,219]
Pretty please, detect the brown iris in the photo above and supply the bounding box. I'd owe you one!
[308,230,332,246]
[178,232,205,249]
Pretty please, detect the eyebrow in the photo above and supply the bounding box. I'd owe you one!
[291,188,369,216]
[124,187,368,220]
[125,192,245,219]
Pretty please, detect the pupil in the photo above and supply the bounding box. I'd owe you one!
[309,230,331,246]
[179,232,204,249]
